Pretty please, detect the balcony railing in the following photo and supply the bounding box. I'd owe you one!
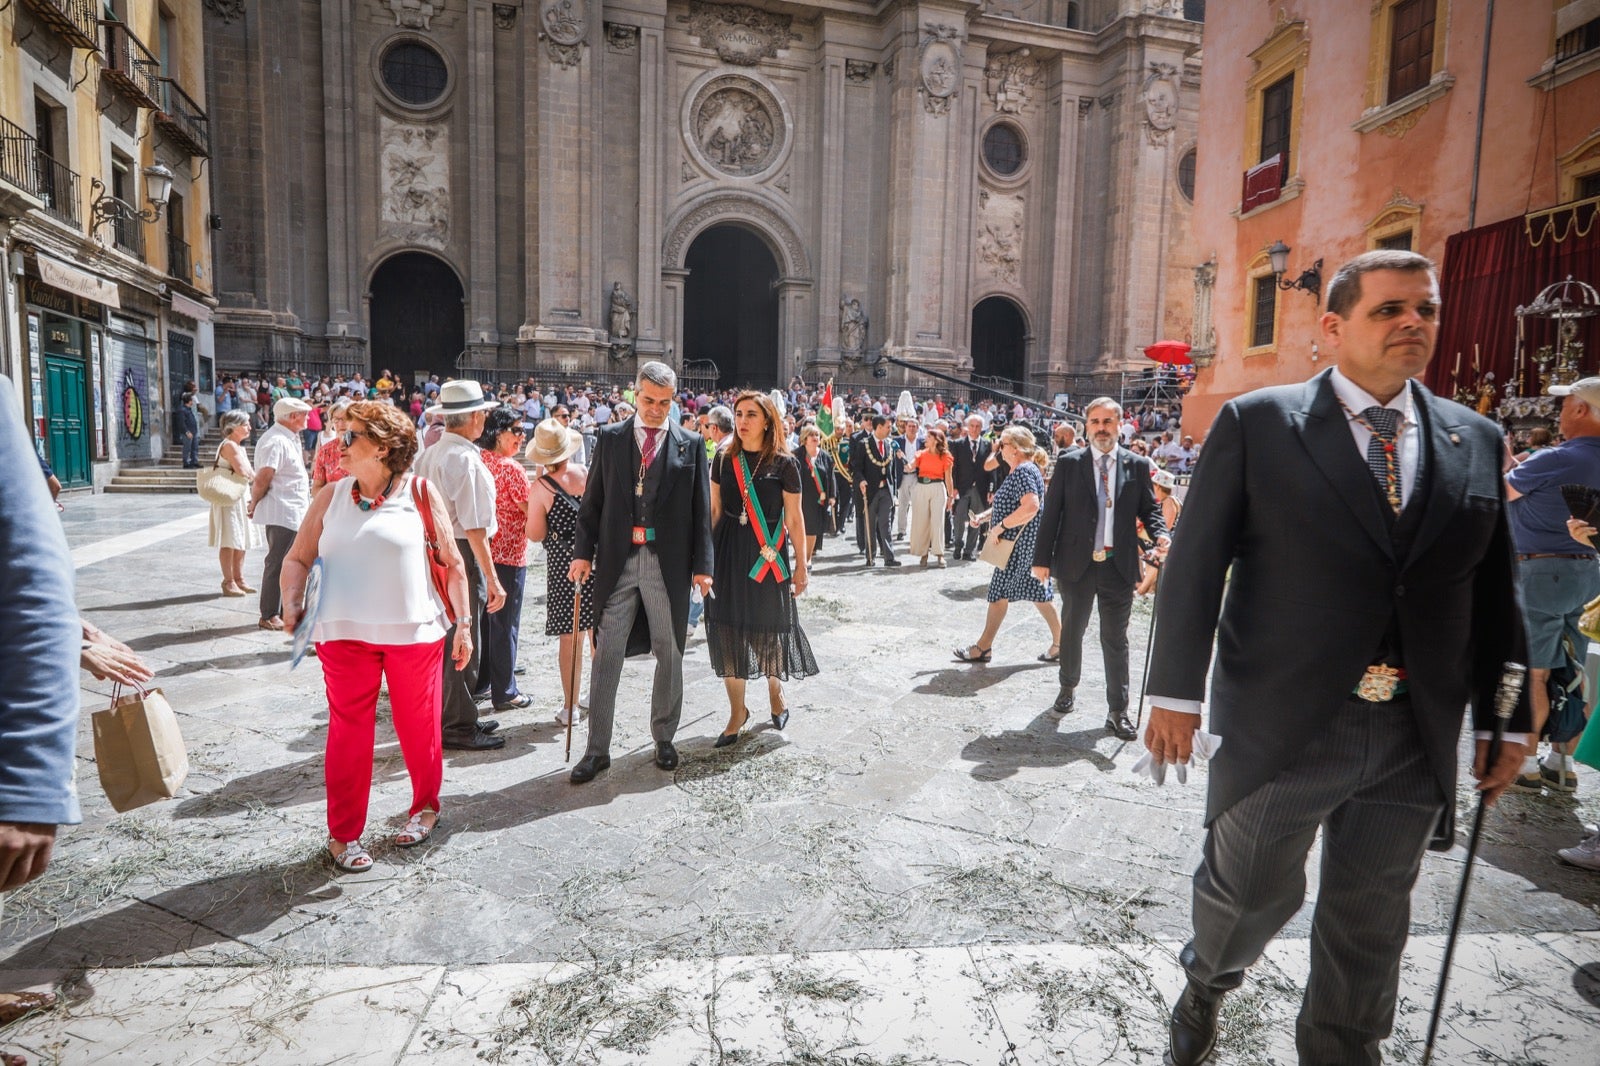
[154,79,209,158]
[111,208,145,260]
[0,117,40,201]
[167,232,190,280]
[101,19,164,109]
[33,150,81,229]
[19,0,100,52]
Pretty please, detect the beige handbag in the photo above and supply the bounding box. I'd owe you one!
[196,449,249,506]
[978,527,1017,568]
[92,684,189,812]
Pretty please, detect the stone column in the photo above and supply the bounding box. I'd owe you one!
[776,278,814,382]
[634,18,666,360]
[523,0,604,365]
[466,0,501,365]
[661,267,690,370]
[815,39,848,363]
[320,0,362,367]
[1037,64,1085,392]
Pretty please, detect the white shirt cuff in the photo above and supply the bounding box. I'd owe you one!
[1475,731,1532,746]
[1144,695,1203,717]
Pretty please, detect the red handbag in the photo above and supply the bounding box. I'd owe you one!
[411,476,458,624]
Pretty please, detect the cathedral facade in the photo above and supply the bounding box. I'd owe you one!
[204,0,1200,393]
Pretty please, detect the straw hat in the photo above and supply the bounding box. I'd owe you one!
[524,417,584,465]
[428,379,498,414]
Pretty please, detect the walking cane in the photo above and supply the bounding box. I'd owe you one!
[1420,661,1525,1064]
[565,583,584,763]
[1133,551,1163,733]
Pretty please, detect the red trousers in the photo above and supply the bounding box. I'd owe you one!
[317,638,445,842]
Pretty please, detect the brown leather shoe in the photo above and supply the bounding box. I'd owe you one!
[0,990,56,1026]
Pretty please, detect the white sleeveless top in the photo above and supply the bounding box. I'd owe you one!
[313,472,448,645]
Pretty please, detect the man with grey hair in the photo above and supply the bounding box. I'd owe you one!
[1032,396,1167,738]
[569,361,714,783]
[250,396,312,630]
[415,379,508,750]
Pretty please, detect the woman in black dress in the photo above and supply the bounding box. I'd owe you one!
[706,391,818,745]
[796,424,833,567]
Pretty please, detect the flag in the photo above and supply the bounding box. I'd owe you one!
[817,379,834,436]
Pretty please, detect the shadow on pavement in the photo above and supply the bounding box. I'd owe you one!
[960,717,1119,782]
[91,592,220,612]
[1477,791,1600,912]
[910,661,1049,698]
[1576,962,1600,1009]
[125,623,266,652]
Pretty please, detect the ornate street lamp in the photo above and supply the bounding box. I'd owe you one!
[88,162,175,236]
[1268,239,1323,303]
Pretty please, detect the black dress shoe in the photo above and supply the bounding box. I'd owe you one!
[1165,980,1224,1065]
[478,719,500,733]
[771,707,790,731]
[1051,689,1076,715]
[443,730,506,751]
[1105,710,1138,741]
[655,740,679,770]
[883,558,903,567]
[570,752,610,783]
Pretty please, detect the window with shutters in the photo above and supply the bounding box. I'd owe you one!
[1244,251,1280,357]
[1376,231,1414,251]
[1240,18,1308,213]
[1387,0,1436,102]
[1581,172,1600,201]
[1259,76,1293,181]
[1556,18,1600,63]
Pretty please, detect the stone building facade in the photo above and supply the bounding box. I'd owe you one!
[204,0,1200,395]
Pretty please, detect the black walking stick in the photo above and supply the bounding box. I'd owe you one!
[1420,661,1525,1064]
[1133,550,1164,733]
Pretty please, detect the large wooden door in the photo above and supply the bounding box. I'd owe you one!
[45,356,90,486]
[368,252,465,388]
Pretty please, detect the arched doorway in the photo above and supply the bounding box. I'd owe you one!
[368,251,464,388]
[683,224,779,388]
[971,296,1027,385]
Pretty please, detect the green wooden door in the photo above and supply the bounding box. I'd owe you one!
[45,356,90,487]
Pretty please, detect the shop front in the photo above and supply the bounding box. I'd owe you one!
[20,259,115,488]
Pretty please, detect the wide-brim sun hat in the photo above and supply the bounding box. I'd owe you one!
[1152,469,1177,490]
[524,418,584,465]
[428,379,499,415]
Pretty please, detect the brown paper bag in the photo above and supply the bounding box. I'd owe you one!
[92,686,188,812]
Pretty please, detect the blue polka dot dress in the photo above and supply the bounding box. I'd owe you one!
[987,463,1053,603]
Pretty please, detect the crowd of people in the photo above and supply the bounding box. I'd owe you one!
[8,251,1600,1066]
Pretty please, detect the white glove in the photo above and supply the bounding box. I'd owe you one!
[1131,730,1223,785]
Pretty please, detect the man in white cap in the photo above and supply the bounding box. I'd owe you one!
[415,379,508,751]
[250,396,312,630]
[1505,375,1600,807]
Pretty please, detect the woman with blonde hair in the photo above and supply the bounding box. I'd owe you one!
[954,425,1062,663]
[281,400,470,873]
[525,417,595,725]
[907,425,956,567]
[707,391,817,744]
[209,410,263,596]
[796,423,833,567]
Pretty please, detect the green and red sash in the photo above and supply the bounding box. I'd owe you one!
[734,453,789,583]
[807,454,827,498]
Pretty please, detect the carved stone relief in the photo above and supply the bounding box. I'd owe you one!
[1143,62,1180,145]
[775,172,791,194]
[687,75,787,178]
[681,159,697,183]
[682,2,799,66]
[541,0,587,68]
[1191,259,1216,365]
[606,23,639,51]
[387,0,438,30]
[985,48,1040,114]
[919,24,963,116]
[976,188,1024,287]
[379,118,450,247]
[493,4,517,30]
[845,60,876,84]
[202,0,246,21]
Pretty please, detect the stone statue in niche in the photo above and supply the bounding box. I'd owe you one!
[839,298,867,355]
[695,85,779,176]
[918,24,963,116]
[609,283,634,341]
[1143,62,1180,145]
[976,191,1024,287]
[388,0,437,30]
[985,49,1040,114]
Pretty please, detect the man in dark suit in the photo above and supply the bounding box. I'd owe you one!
[178,393,201,468]
[950,414,992,560]
[1143,251,1530,1065]
[1032,398,1167,738]
[568,361,714,783]
[850,414,902,567]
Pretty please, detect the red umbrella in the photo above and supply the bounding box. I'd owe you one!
[1143,340,1193,365]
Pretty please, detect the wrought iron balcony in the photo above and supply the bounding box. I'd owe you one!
[167,232,191,281]
[0,117,41,201]
[18,0,100,52]
[101,19,164,110]
[33,149,82,229]
[154,79,209,158]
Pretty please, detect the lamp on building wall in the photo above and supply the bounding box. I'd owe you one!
[88,163,176,235]
[1268,240,1323,303]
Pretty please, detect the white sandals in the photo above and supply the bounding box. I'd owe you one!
[327,840,373,873]
[394,812,437,848]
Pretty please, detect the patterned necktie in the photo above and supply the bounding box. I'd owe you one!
[1098,453,1113,510]
[1361,406,1401,514]
[641,426,661,469]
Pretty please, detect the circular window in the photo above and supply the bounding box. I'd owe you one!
[982,123,1025,177]
[381,41,449,107]
[1178,148,1197,201]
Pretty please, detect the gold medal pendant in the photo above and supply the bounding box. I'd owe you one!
[760,545,778,563]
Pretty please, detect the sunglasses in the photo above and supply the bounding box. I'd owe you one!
[339,430,372,448]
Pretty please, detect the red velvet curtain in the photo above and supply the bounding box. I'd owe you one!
[1426,203,1600,399]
